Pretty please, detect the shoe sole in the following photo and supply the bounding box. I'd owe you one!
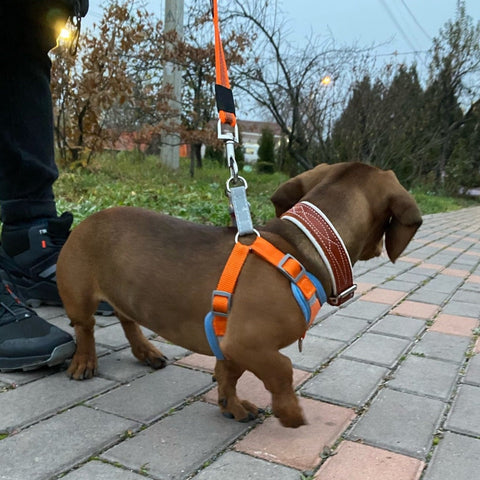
[0,341,76,373]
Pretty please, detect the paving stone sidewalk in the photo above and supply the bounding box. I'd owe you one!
[1,206,480,480]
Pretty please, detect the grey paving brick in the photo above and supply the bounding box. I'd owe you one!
[411,331,470,364]
[337,300,391,323]
[423,432,480,480]
[369,315,426,339]
[101,401,249,480]
[355,271,390,285]
[95,323,131,349]
[315,302,338,320]
[282,336,345,371]
[88,365,213,423]
[451,288,480,304]
[0,406,139,480]
[407,289,450,305]
[309,314,369,342]
[464,354,480,386]
[97,348,159,382]
[445,384,480,436]
[301,358,388,407]
[387,355,459,401]
[348,389,445,459]
[34,305,65,320]
[61,460,146,480]
[422,275,464,294]
[340,333,411,368]
[97,342,190,383]
[191,451,301,480]
[441,300,480,318]
[394,271,431,284]
[382,279,418,292]
[0,366,53,386]
[462,280,480,293]
[94,314,121,327]
[0,372,116,432]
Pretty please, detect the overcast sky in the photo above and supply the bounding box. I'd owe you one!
[86,0,480,57]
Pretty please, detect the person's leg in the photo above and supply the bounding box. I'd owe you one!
[0,1,77,371]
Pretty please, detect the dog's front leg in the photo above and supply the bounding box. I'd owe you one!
[68,315,97,380]
[214,360,259,422]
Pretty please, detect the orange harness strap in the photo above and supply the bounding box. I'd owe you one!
[211,0,237,127]
[205,236,326,359]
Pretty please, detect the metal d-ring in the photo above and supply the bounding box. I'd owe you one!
[225,175,248,194]
[235,229,260,244]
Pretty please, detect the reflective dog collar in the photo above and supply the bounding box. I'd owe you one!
[282,201,357,306]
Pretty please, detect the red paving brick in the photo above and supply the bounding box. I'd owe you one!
[315,441,425,480]
[390,301,439,320]
[467,274,480,284]
[355,282,375,294]
[420,263,444,272]
[445,246,465,252]
[429,314,479,337]
[442,268,470,278]
[398,257,422,264]
[359,288,406,305]
[235,398,355,471]
[175,353,216,372]
[203,368,311,409]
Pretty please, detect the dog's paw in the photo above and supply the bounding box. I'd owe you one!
[275,408,307,428]
[67,354,97,380]
[145,354,168,369]
[219,398,261,423]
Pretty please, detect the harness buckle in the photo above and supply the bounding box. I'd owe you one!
[278,254,306,284]
[211,290,233,316]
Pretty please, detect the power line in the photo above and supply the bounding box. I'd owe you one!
[400,0,432,41]
[379,0,418,53]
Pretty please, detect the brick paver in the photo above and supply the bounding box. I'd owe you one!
[1,206,480,479]
[315,441,425,480]
[235,397,355,470]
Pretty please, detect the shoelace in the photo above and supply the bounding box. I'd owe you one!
[0,282,32,324]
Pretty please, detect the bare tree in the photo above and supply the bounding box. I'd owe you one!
[224,0,369,172]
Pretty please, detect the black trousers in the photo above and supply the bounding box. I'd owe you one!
[0,1,74,225]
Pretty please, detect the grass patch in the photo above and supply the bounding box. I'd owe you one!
[55,154,286,226]
[54,153,478,225]
[411,189,479,215]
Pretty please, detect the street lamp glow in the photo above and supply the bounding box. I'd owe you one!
[58,27,72,41]
[321,75,332,86]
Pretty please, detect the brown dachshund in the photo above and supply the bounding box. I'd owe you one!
[56,162,422,428]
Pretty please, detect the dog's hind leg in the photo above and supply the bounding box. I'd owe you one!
[214,360,260,422]
[245,350,306,428]
[116,313,168,369]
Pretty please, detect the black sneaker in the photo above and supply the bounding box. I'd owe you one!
[0,212,112,315]
[0,271,76,372]
[0,212,72,307]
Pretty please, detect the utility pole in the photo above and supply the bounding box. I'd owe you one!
[160,0,184,169]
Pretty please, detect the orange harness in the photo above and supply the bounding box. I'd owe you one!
[204,236,326,360]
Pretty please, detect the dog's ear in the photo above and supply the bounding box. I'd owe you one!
[385,189,422,262]
[271,164,328,216]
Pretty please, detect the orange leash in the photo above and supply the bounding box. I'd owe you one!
[211,0,237,127]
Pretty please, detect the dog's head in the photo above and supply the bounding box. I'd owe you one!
[271,162,422,263]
